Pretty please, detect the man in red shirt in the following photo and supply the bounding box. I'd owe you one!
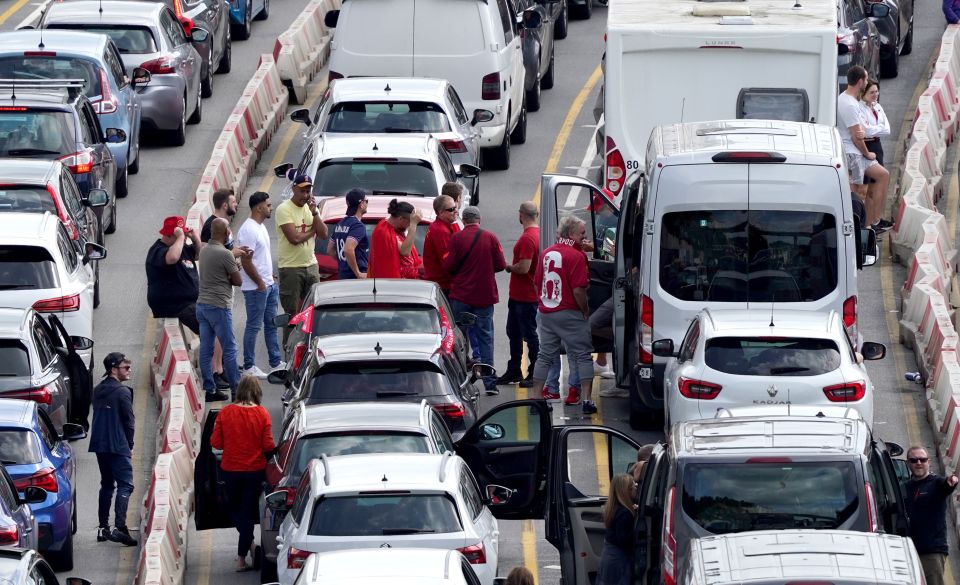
[443,206,506,394]
[368,199,422,279]
[422,194,461,293]
[532,216,597,414]
[497,201,540,386]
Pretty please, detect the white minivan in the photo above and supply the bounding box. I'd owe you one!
[539,120,876,429]
[324,0,533,170]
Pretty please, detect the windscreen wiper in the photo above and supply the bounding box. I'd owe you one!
[0,284,36,290]
[6,149,61,156]
[770,366,810,375]
[371,190,425,197]
[376,390,416,398]
[382,528,437,535]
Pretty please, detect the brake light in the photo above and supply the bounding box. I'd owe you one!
[58,150,94,175]
[0,107,27,111]
[140,54,177,75]
[46,184,78,240]
[171,0,195,33]
[711,151,787,163]
[678,377,722,400]
[5,385,54,406]
[639,295,653,364]
[23,51,56,57]
[433,402,466,419]
[843,295,857,340]
[440,139,467,153]
[605,136,625,195]
[823,380,866,402]
[91,69,118,114]
[278,486,297,507]
[328,70,343,83]
[661,486,676,585]
[481,72,500,101]
[746,457,793,463]
[287,546,310,569]
[291,343,307,370]
[438,306,455,354]
[864,482,879,532]
[14,468,57,492]
[33,294,80,313]
[0,526,18,546]
[458,542,486,564]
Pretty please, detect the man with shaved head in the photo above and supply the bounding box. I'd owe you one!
[498,201,540,387]
[197,217,250,402]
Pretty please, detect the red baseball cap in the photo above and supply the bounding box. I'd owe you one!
[159,216,185,237]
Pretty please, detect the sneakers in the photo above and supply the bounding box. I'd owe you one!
[593,362,615,379]
[485,384,500,396]
[564,386,582,406]
[582,401,598,415]
[214,373,231,389]
[109,526,137,546]
[205,390,229,402]
[877,218,894,229]
[599,386,630,398]
[518,373,534,388]
[495,369,523,385]
[96,527,110,542]
[871,222,890,234]
[541,387,561,401]
[242,365,268,379]
[268,361,287,374]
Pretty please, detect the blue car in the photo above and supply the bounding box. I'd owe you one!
[229,0,269,40]
[0,30,143,197]
[0,400,86,571]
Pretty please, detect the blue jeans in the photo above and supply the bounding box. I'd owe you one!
[506,299,539,374]
[242,284,282,370]
[196,303,239,394]
[547,357,580,391]
[451,300,495,388]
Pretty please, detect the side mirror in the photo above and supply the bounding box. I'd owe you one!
[471,363,496,380]
[886,441,904,458]
[868,3,889,17]
[274,163,294,178]
[104,128,126,144]
[479,423,505,441]
[860,227,878,268]
[837,42,850,56]
[84,188,108,208]
[190,27,210,43]
[60,422,87,442]
[471,109,494,126]
[456,312,477,328]
[65,579,93,585]
[458,163,480,179]
[21,486,46,504]
[324,9,339,27]
[273,313,292,327]
[85,242,107,261]
[267,370,290,385]
[860,341,886,360]
[651,339,675,358]
[521,8,542,29]
[290,109,312,126]
[131,66,151,87]
[264,490,290,511]
[70,336,94,351]
[485,484,515,506]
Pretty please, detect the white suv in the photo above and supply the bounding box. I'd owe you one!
[270,452,508,585]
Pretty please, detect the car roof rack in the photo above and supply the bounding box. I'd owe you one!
[0,79,85,100]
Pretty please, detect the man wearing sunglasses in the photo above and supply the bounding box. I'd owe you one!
[904,445,959,585]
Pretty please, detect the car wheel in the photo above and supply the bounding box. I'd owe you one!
[571,0,591,20]
[880,37,899,78]
[47,530,74,571]
[510,102,527,145]
[526,74,541,113]
[255,0,269,21]
[482,122,511,170]
[170,95,187,146]
[554,0,568,39]
[232,0,252,40]
[201,63,214,98]
[128,144,139,175]
[114,163,128,199]
[542,50,555,89]
[189,84,203,124]
[260,546,278,582]
[901,16,913,55]
[216,32,232,74]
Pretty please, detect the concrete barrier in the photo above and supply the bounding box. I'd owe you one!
[273,0,337,103]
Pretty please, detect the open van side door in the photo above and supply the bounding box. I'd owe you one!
[194,409,235,530]
[614,172,644,390]
[545,425,641,585]
[539,174,620,355]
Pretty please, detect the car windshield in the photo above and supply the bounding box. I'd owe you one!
[46,25,158,54]
[309,494,463,536]
[0,56,102,98]
[313,160,438,198]
[289,432,431,478]
[308,361,451,401]
[705,337,842,376]
[0,246,58,290]
[310,305,441,337]
[0,110,76,157]
[0,430,41,464]
[660,210,838,302]
[325,101,452,134]
[682,461,859,533]
[0,340,30,376]
[0,187,57,214]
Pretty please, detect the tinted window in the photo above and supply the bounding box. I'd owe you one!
[0,340,30,376]
[677,319,699,363]
[314,160,438,198]
[430,414,454,453]
[309,494,462,536]
[0,431,42,464]
[36,410,57,450]
[0,57,101,97]
[0,469,19,511]
[325,102,451,133]
[57,224,78,273]
[0,187,56,214]
[289,432,431,478]
[59,173,84,219]
[308,362,452,401]
[0,246,57,289]
[681,462,859,533]
[0,110,76,156]
[46,25,158,55]
[459,468,484,520]
[311,305,440,337]
[660,210,838,302]
[31,322,54,368]
[447,88,469,125]
[495,0,514,42]
[705,337,841,376]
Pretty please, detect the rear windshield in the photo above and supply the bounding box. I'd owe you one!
[0,56,102,98]
[311,305,441,337]
[46,25,158,54]
[289,432,431,478]
[309,493,462,536]
[660,210,838,303]
[308,361,451,402]
[0,187,57,215]
[0,246,58,290]
[0,430,41,465]
[682,461,859,533]
[705,337,841,376]
[314,160,438,198]
[0,340,30,377]
[326,102,451,133]
[0,111,76,157]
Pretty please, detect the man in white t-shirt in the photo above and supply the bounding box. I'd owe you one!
[236,191,285,378]
[837,65,890,231]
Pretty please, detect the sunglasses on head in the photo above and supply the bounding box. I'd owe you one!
[908,457,929,463]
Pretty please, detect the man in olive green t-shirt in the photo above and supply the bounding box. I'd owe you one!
[276,173,328,320]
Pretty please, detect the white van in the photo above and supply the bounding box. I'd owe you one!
[601,0,837,197]
[324,0,532,170]
[539,120,875,429]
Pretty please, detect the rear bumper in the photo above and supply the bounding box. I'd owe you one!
[479,122,507,148]
[138,79,186,131]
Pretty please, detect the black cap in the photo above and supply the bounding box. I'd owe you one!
[345,188,366,214]
[103,352,127,376]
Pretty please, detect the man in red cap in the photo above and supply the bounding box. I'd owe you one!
[145,216,201,334]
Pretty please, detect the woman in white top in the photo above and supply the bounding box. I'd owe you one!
[859,79,890,165]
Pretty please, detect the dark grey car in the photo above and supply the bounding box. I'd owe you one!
[869,0,914,78]
[837,0,885,91]
[511,0,555,113]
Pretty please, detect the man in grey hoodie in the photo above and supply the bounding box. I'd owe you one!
[89,352,137,546]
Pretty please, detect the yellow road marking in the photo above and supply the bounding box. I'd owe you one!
[0,0,33,26]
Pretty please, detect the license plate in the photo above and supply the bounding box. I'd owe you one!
[638,367,652,379]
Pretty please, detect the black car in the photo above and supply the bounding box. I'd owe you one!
[837,0,886,91]
[0,81,121,234]
[868,0,914,78]
[511,0,555,112]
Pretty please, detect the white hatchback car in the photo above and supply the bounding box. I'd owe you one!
[271,452,506,585]
[0,212,105,369]
[287,548,485,585]
[655,308,885,430]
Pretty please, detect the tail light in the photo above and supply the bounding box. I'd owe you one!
[0,526,18,546]
[605,136,626,195]
[91,69,118,114]
[291,343,308,370]
[14,468,57,492]
[6,385,54,406]
[32,294,80,313]
[277,486,297,507]
[661,486,677,585]
[639,294,653,365]
[46,184,78,240]
[171,0,195,33]
[287,546,310,569]
[843,295,857,341]
[458,542,486,564]
[433,402,466,420]
[140,54,177,75]
[864,482,879,532]
[328,70,343,83]
[481,72,500,101]
[823,380,866,402]
[58,150,94,175]
[438,306,455,354]
[678,377,722,400]
[440,139,467,153]
[289,304,315,334]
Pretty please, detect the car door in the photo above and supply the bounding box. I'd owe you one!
[78,104,112,195]
[545,425,642,585]
[59,171,97,246]
[446,85,479,163]
[194,409,234,530]
[103,43,137,144]
[454,399,552,519]
[0,465,36,551]
[162,8,199,109]
[612,174,643,389]
[43,314,91,430]
[636,444,668,585]
[876,443,910,536]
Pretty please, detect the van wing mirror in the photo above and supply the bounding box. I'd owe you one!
[859,228,878,268]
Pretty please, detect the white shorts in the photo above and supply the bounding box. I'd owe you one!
[845,152,878,185]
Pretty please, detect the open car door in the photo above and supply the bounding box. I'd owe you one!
[545,425,642,585]
[636,443,668,585]
[194,409,235,530]
[875,441,910,536]
[44,315,92,430]
[455,399,552,520]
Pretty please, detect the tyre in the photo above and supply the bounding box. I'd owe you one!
[570,0,591,20]
[128,145,139,175]
[879,42,899,78]
[201,63,214,98]
[483,128,510,170]
[901,17,913,55]
[170,96,187,146]
[554,0,568,39]
[71,497,77,535]
[216,33,232,74]
[104,195,117,234]
[510,103,527,145]
[232,0,252,40]
[260,547,278,583]
[526,76,541,113]
[114,163,128,198]
[255,0,268,21]
[189,84,203,124]
[47,531,74,572]
[542,51,555,90]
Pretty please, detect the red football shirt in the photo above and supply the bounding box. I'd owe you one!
[535,237,589,313]
[368,219,401,278]
[509,226,540,303]
[423,220,460,290]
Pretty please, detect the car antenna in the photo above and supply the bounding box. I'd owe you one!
[374,342,382,355]
[383,83,391,93]
[37,10,45,50]
[372,142,379,151]
[372,277,377,296]
[99,0,104,15]
[769,295,775,327]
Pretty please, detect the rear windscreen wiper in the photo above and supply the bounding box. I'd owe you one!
[376,390,416,398]
[6,149,61,156]
[0,284,36,290]
[770,366,810,375]
[382,528,436,535]
[371,190,425,197]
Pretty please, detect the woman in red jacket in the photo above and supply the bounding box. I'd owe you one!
[211,375,275,571]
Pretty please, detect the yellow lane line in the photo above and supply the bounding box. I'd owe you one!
[0,0,33,26]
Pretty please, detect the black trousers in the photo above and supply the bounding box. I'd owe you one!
[221,469,264,557]
[96,452,133,529]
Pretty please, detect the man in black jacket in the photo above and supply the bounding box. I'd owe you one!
[904,445,959,585]
[89,352,137,547]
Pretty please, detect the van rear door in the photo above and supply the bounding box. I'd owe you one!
[413,0,489,106]
[337,0,415,76]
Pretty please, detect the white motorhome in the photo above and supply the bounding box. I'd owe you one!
[601,0,837,197]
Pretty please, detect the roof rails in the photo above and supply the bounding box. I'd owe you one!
[437,450,454,483]
[0,79,85,100]
[419,399,429,429]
